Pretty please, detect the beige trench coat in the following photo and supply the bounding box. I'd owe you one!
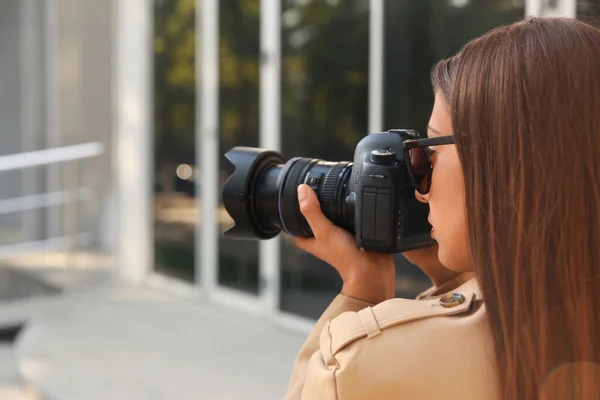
[284,273,499,399]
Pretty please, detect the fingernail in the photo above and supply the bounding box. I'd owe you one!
[297,185,308,202]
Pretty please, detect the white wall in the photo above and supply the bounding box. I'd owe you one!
[0,0,115,251]
[55,0,114,251]
[0,0,26,243]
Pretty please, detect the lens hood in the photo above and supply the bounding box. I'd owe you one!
[222,147,285,239]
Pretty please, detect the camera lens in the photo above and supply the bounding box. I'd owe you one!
[222,147,354,240]
[277,157,354,236]
[222,147,285,239]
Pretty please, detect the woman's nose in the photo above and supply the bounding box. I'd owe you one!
[415,190,429,204]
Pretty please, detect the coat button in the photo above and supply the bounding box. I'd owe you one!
[440,293,465,308]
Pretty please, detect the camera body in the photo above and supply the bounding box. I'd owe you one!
[221,129,435,254]
[346,129,434,252]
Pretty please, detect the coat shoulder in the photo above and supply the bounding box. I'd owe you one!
[324,279,480,357]
[310,278,497,400]
[296,279,496,400]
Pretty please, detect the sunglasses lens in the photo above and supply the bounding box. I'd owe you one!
[409,147,432,194]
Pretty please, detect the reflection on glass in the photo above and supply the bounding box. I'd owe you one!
[280,0,525,320]
[152,0,197,282]
[218,0,260,294]
[383,0,525,133]
[578,1,600,17]
[280,0,370,319]
[383,1,525,300]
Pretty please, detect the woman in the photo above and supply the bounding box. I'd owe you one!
[284,17,600,400]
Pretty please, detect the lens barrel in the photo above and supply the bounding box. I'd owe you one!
[277,157,353,236]
[222,147,353,240]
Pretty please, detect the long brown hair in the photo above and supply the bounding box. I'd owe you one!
[432,17,600,399]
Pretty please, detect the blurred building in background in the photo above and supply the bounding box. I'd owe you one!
[0,0,112,254]
[1,0,598,398]
[149,0,529,329]
[0,0,597,338]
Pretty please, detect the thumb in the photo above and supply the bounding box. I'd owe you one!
[297,184,335,242]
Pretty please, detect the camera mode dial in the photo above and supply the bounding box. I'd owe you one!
[369,149,396,166]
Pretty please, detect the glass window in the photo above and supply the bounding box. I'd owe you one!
[280,0,370,319]
[578,1,600,18]
[383,0,525,132]
[383,1,525,300]
[280,0,525,320]
[152,0,197,282]
[218,0,261,294]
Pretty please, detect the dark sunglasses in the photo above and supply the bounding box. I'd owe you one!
[403,135,455,195]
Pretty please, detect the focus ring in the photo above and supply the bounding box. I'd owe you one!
[320,163,346,219]
[280,159,312,236]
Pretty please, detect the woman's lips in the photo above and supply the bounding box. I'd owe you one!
[428,217,435,237]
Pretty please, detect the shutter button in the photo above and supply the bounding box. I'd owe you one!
[439,293,465,308]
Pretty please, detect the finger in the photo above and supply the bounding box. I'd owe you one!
[294,237,325,260]
[294,237,333,266]
[293,236,315,253]
[297,184,336,242]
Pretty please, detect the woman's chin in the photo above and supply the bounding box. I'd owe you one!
[437,243,470,273]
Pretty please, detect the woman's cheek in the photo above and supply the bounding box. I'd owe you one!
[431,158,470,271]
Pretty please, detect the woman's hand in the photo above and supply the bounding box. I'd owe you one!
[402,246,462,288]
[294,184,396,304]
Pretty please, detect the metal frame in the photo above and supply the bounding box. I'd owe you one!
[198,0,219,294]
[527,0,576,17]
[20,0,45,243]
[369,0,384,134]
[0,143,103,172]
[0,188,93,215]
[260,0,282,316]
[197,0,268,314]
[268,0,388,334]
[44,0,62,241]
[0,142,103,260]
[266,0,333,334]
[113,0,153,286]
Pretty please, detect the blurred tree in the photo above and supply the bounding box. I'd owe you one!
[153,0,196,193]
[279,0,527,318]
[219,0,260,153]
[577,0,600,18]
[279,0,372,317]
[153,0,197,281]
[384,0,525,134]
[152,0,525,184]
[217,0,261,294]
[151,0,526,296]
[281,0,370,162]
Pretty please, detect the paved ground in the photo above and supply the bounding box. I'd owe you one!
[11,284,305,400]
[0,344,40,400]
[0,293,55,400]
[0,251,80,400]
[0,252,310,400]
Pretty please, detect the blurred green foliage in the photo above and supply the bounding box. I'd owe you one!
[151,0,526,307]
[384,0,525,138]
[152,0,524,166]
[281,0,370,161]
[153,0,196,168]
[218,0,260,151]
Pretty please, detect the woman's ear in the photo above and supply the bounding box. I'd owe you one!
[415,189,428,204]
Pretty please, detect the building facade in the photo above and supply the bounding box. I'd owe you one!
[1,0,594,334]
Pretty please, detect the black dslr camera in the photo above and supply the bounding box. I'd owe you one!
[221,129,435,253]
